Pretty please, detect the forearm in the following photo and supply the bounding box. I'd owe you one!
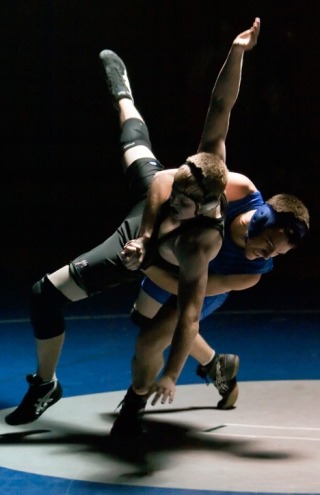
[198,18,259,156]
[142,269,261,296]
[139,187,162,240]
[206,273,261,294]
[211,18,260,109]
[161,261,208,382]
[143,267,228,296]
[139,170,174,239]
[163,320,199,382]
[211,45,245,110]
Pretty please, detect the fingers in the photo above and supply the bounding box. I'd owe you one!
[147,384,174,406]
[120,243,143,269]
[123,242,142,252]
[248,17,260,45]
[252,17,261,39]
[151,390,173,406]
[120,256,141,270]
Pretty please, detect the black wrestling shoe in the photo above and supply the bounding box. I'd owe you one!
[5,374,63,425]
[110,386,147,439]
[196,353,239,409]
[99,49,133,106]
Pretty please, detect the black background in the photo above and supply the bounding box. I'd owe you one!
[1,0,319,311]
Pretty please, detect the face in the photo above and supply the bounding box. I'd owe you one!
[169,190,197,220]
[244,228,293,260]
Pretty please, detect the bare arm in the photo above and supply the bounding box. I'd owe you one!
[206,272,261,292]
[146,265,260,405]
[143,266,261,295]
[198,17,260,160]
[120,169,176,270]
[149,229,222,404]
[121,19,260,270]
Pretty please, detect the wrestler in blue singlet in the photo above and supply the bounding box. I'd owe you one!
[141,191,273,320]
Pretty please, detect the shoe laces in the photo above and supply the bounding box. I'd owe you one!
[106,66,131,96]
[196,365,210,385]
[34,382,58,415]
[196,360,231,394]
[213,361,230,393]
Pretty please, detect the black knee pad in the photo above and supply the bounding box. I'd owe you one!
[130,307,152,328]
[120,118,152,153]
[30,275,70,339]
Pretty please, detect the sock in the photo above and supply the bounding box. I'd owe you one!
[201,351,216,367]
[36,373,57,384]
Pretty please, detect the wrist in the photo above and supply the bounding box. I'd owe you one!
[230,44,245,55]
[139,232,151,241]
[162,369,178,383]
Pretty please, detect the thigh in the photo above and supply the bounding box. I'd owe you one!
[134,276,172,318]
[136,303,178,353]
[123,145,155,167]
[134,288,164,319]
[125,158,163,205]
[48,266,88,301]
[70,212,144,295]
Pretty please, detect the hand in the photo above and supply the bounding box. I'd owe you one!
[120,237,147,270]
[233,17,260,52]
[147,376,176,406]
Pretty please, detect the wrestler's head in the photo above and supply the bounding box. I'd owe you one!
[244,194,309,260]
[170,152,228,219]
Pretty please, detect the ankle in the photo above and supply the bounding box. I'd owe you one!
[36,372,57,383]
[201,351,216,368]
[122,386,147,412]
[132,386,148,397]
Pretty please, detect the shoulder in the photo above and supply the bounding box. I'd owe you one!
[226,172,257,201]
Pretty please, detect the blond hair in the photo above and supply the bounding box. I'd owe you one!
[174,152,228,203]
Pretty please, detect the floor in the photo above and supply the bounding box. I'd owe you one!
[0,282,319,495]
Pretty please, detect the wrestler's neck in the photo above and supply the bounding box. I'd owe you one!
[231,210,255,248]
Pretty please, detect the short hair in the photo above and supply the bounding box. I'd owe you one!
[266,194,310,228]
[173,152,228,204]
[266,194,309,245]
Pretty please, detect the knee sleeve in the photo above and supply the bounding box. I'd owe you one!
[30,275,70,339]
[120,118,152,152]
[130,307,152,328]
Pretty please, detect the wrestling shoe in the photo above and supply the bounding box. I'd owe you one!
[5,374,63,425]
[110,386,147,439]
[196,353,239,409]
[99,49,133,107]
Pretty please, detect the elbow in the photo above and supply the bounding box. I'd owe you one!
[248,274,261,288]
[210,94,233,112]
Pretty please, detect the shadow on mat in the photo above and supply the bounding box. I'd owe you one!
[0,406,293,479]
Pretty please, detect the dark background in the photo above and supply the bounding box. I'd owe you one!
[1,0,319,313]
